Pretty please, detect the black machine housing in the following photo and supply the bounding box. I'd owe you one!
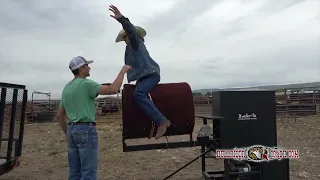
[199,90,290,180]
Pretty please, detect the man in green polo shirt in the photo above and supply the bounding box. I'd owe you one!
[56,56,130,180]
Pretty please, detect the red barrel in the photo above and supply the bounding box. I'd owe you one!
[122,82,195,139]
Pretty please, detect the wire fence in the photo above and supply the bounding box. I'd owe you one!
[23,88,320,123]
[193,91,320,119]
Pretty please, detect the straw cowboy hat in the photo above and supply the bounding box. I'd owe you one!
[115,26,147,43]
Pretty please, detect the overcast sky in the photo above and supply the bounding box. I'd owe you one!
[1,0,319,99]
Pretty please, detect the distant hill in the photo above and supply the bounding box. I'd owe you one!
[193,81,320,94]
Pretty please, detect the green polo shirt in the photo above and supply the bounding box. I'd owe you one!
[59,78,101,123]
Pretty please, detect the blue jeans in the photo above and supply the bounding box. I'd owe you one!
[67,123,98,180]
[133,73,166,126]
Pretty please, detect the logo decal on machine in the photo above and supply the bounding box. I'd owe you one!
[238,113,257,120]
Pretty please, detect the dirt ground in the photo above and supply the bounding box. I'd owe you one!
[1,114,320,180]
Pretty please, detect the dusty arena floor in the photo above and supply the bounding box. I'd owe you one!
[1,114,320,180]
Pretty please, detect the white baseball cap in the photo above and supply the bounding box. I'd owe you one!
[69,56,93,70]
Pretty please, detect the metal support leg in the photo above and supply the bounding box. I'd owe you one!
[162,147,213,180]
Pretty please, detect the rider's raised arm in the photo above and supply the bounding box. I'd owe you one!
[116,15,140,49]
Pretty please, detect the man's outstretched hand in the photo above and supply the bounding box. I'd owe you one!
[120,65,131,74]
[109,4,122,19]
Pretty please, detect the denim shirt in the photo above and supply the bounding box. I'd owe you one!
[117,16,160,83]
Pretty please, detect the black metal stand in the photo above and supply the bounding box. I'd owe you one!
[162,147,213,180]
[0,82,28,176]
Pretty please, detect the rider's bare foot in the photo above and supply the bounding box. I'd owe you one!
[155,120,171,139]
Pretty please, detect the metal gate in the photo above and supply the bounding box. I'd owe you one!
[0,82,28,176]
